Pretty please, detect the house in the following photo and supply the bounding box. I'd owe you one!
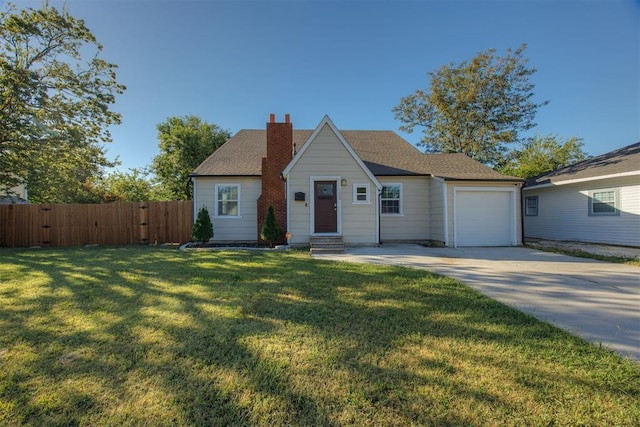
[190,114,524,247]
[0,181,28,204]
[522,141,640,247]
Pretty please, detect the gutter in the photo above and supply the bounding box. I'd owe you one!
[523,170,640,191]
[188,174,261,178]
[437,177,526,183]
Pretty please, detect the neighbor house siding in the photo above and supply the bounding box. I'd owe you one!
[380,176,429,241]
[13,183,27,201]
[193,176,261,241]
[445,181,522,246]
[523,175,640,247]
[287,124,378,245]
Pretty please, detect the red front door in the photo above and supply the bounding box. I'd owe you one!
[314,181,337,233]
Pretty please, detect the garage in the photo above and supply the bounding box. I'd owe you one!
[453,187,517,247]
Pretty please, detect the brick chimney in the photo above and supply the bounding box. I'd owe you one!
[257,114,293,243]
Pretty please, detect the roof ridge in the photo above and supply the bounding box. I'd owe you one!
[192,124,521,180]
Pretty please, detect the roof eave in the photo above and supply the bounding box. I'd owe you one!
[436,176,525,182]
[523,170,640,190]
[189,173,261,178]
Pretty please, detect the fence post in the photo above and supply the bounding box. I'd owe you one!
[139,203,149,244]
[41,205,52,246]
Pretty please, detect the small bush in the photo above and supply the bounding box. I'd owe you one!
[260,204,281,246]
[192,206,214,243]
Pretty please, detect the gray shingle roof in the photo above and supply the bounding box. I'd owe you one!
[191,129,520,181]
[525,141,640,187]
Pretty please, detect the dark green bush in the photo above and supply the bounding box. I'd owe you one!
[260,204,281,246]
[192,206,214,243]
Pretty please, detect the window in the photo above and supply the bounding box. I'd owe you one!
[353,184,370,204]
[525,196,538,216]
[381,184,402,215]
[589,189,619,216]
[215,184,240,217]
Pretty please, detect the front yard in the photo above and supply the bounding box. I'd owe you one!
[1,247,638,426]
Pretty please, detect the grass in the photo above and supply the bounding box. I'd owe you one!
[1,247,639,426]
[525,243,640,267]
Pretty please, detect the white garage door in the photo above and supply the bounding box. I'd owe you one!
[454,188,515,247]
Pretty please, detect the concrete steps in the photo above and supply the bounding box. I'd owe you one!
[310,236,345,255]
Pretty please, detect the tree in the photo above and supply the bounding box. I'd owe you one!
[22,142,117,203]
[498,134,589,179]
[85,168,171,203]
[0,2,125,200]
[192,206,214,244]
[152,115,230,200]
[393,44,548,167]
[260,205,281,247]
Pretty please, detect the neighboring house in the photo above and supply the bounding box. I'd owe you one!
[522,141,640,247]
[190,114,524,247]
[0,181,28,204]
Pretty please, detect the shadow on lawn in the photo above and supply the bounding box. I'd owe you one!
[1,247,638,425]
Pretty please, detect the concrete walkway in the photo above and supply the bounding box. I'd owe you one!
[314,245,640,361]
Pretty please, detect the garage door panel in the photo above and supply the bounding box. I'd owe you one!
[455,189,514,247]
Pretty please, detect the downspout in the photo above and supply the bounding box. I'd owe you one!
[285,174,290,244]
[190,177,197,223]
[443,181,449,247]
[377,189,382,245]
[519,182,525,246]
[431,176,449,247]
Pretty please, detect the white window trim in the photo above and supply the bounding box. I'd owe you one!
[524,196,538,216]
[352,183,371,204]
[380,183,403,216]
[214,183,241,218]
[588,188,620,216]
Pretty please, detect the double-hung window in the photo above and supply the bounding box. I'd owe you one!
[524,196,538,216]
[381,184,402,215]
[215,184,240,217]
[353,184,371,204]
[589,189,619,216]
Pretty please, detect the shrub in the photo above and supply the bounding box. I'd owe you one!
[260,205,281,247]
[192,206,214,244]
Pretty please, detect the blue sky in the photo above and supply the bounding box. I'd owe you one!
[12,0,640,172]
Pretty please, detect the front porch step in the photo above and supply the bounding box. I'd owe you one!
[310,236,345,255]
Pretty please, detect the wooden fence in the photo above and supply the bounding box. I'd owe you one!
[0,201,193,248]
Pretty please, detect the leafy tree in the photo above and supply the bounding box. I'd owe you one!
[192,206,214,244]
[393,44,548,166]
[498,134,589,179]
[260,205,281,247]
[84,168,171,203]
[23,143,115,203]
[0,2,125,201]
[152,115,230,200]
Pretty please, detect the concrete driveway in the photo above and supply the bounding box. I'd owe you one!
[314,244,640,361]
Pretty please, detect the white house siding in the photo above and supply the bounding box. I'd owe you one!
[287,124,378,245]
[193,176,262,241]
[445,181,522,247]
[523,175,640,247]
[379,176,430,242]
[428,178,446,245]
[13,183,27,200]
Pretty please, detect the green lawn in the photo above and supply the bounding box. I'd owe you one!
[1,247,638,426]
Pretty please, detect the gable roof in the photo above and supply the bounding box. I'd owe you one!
[282,116,381,188]
[191,121,520,181]
[525,141,640,189]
